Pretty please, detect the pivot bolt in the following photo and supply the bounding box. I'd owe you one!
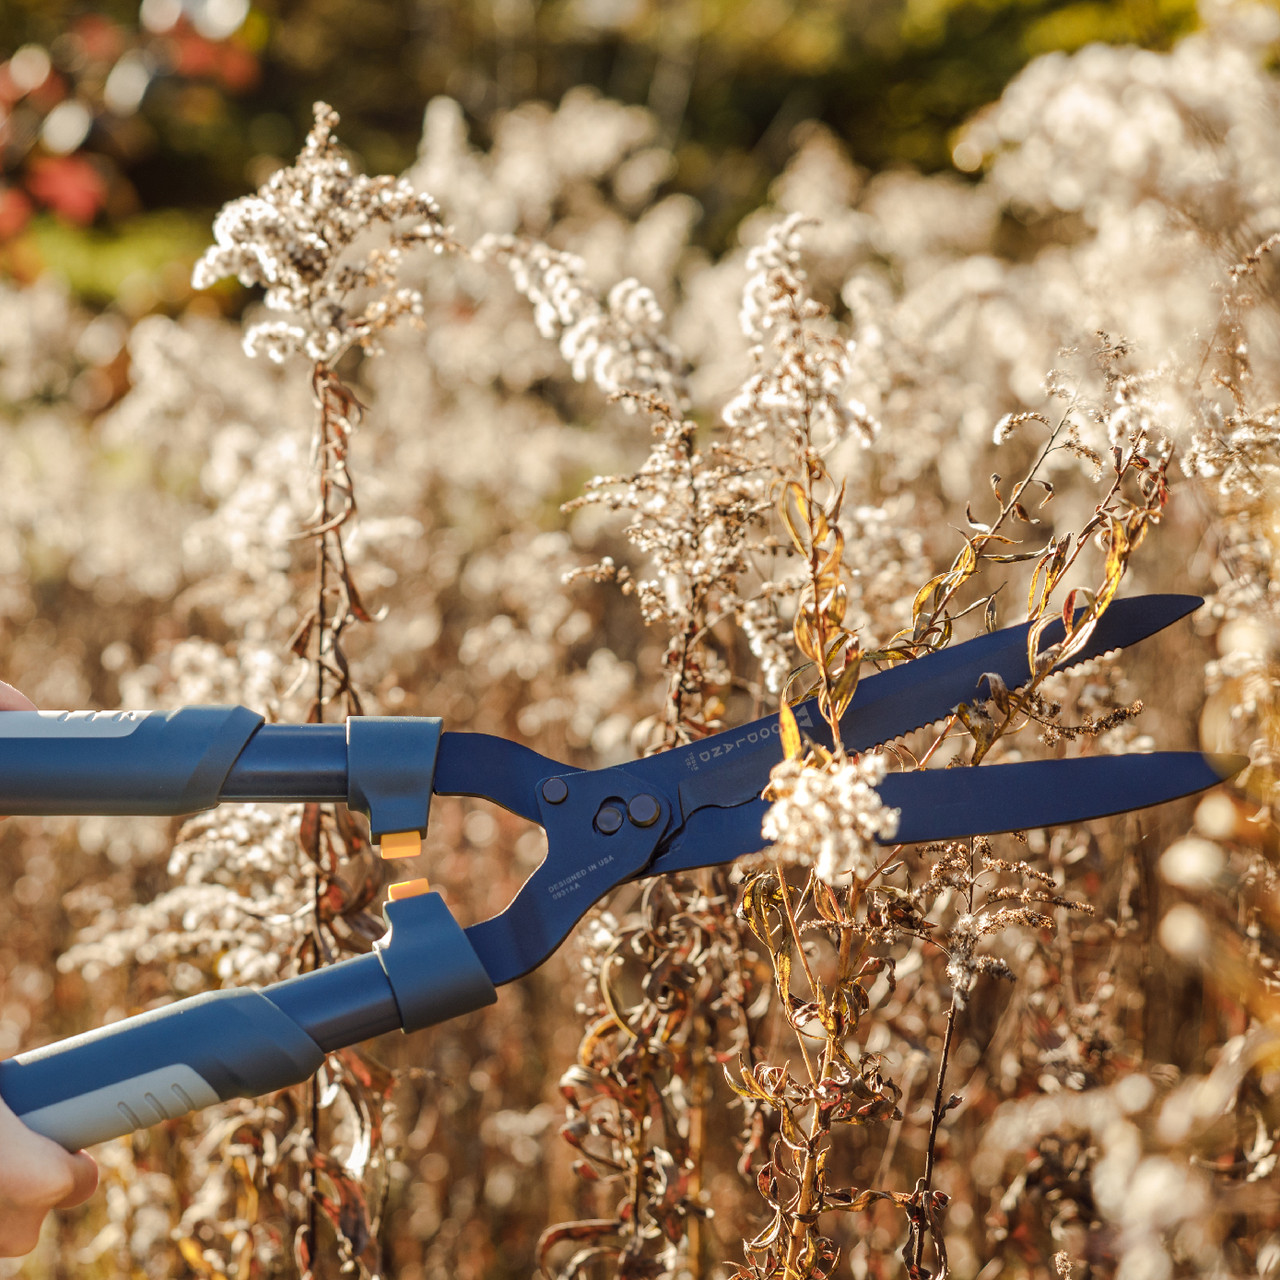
[595,803,625,835]
[542,777,569,805]
[628,795,661,828]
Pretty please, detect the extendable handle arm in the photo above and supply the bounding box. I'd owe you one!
[0,894,496,1151]
[0,707,442,840]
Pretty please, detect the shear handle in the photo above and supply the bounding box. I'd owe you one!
[0,893,496,1151]
[432,732,580,823]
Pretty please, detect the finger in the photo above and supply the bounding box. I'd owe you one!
[0,681,35,712]
[55,1153,99,1210]
[0,1097,96,1256]
[0,683,35,820]
[0,1212,44,1259]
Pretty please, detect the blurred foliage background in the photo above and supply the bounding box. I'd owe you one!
[0,0,1213,308]
[7,4,1280,1278]
[5,2,1280,1278]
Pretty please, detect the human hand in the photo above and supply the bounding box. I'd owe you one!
[0,679,100,1257]
[0,681,32,821]
[0,1094,98,1257]
[0,681,34,712]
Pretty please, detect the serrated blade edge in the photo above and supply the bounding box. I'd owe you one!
[654,594,1201,822]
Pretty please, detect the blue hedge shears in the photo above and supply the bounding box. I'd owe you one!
[0,594,1241,1151]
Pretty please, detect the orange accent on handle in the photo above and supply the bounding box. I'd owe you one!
[388,877,431,901]
[380,831,422,860]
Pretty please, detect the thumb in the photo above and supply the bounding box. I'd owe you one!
[0,682,35,713]
[0,683,35,820]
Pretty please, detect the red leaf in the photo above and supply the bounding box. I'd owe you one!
[217,42,260,93]
[171,32,222,78]
[25,156,107,225]
[1061,588,1079,633]
[293,1224,314,1280]
[0,187,32,240]
[73,14,126,60]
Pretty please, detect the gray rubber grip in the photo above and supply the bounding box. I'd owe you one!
[16,1065,222,1150]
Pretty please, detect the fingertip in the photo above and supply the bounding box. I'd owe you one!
[57,1153,99,1209]
[0,681,35,713]
[0,1220,43,1260]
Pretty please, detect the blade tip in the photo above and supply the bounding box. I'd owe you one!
[1167,593,1205,618]
[1133,592,1203,623]
[1205,752,1249,782]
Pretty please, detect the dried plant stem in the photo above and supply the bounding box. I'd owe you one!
[784,1053,832,1277]
[921,411,1071,641]
[915,719,957,768]
[775,868,819,1086]
[917,1000,958,1215]
[306,1074,321,1275]
[799,387,840,747]
[688,1035,708,1280]
[305,364,367,722]
[912,844,977,1276]
[293,361,378,1272]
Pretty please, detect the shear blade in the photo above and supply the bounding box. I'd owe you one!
[835,592,1200,755]
[881,751,1245,844]
[638,593,1202,822]
[648,752,1244,876]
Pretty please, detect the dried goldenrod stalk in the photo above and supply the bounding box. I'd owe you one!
[187,102,460,1277]
[193,102,453,366]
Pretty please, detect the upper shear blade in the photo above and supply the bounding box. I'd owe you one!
[638,593,1201,824]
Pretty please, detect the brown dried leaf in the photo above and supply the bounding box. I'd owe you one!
[778,481,811,556]
[982,670,1010,716]
[827,649,862,722]
[794,609,823,664]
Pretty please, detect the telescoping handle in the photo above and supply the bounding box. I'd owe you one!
[0,894,496,1151]
[0,706,443,840]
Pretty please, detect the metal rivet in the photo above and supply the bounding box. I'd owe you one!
[542,777,569,805]
[595,804,625,835]
[628,795,661,827]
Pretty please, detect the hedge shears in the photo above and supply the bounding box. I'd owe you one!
[0,594,1240,1151]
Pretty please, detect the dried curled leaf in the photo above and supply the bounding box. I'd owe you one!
[779,701,803,761]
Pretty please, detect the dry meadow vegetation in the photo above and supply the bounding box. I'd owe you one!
[4,9,1280,1279]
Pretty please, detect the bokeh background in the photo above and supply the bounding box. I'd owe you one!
[2,0,1204,307]
[3,3,1280,1279]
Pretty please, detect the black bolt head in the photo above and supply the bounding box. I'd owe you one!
[595,803,625,835]
[628,794,661,827]
[542,777,569,805]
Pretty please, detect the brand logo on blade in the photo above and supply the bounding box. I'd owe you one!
[682,704,814,772]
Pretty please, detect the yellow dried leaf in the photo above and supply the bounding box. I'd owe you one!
[984,594,999,633]
[777,481,809,555]
[779,701,803,761]
[178,1238,213,1275]
[829,650,862,721]
[911,571,948,622]
[793,609,823,662]
[829,477,847,525]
